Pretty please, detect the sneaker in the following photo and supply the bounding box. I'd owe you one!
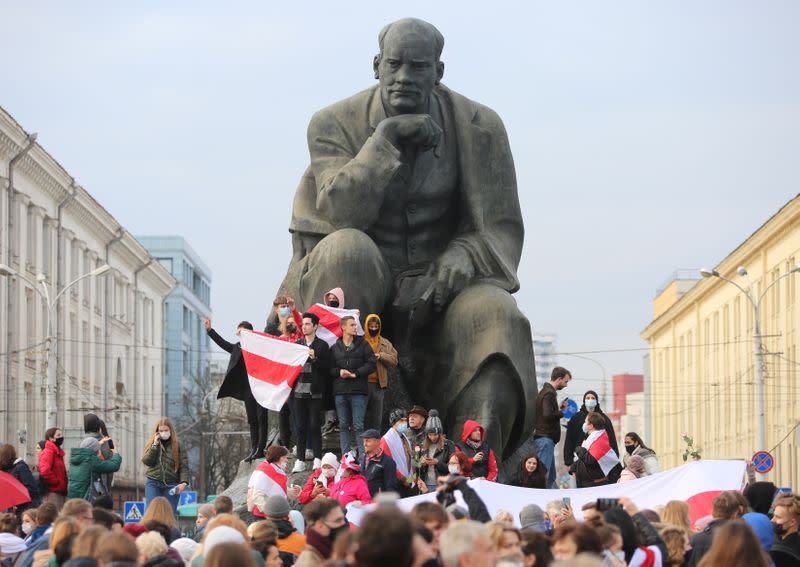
[305,449,314,460]
[313,458,322,469]
[291,460,307,473]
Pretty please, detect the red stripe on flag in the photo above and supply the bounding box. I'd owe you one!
[588,431,612,461]
[241,350,302,387]
[307,304,345,338]
[686,490,723,526]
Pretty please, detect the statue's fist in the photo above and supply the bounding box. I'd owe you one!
[377,114,442,154]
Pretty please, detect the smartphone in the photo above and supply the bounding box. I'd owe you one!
[562,497,571,509]
[596,498,620,511]
[107,439,115,450]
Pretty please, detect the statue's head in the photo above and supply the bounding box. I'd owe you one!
[374,18,445,116]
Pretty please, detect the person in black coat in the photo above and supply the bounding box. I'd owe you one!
[512,453,547,489]
[419,410,456,492]
[204,318,268,462]
[329,316,376,458]
[0,443,40,518]
[563,390,619,476]
[291,311,331,473]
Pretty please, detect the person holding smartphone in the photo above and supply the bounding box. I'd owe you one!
[141,417,190,511]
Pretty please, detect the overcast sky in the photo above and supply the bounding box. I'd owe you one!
[3,1,799,407]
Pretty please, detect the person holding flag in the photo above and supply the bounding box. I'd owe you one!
[380,409,413,484]
[569,412,622,488]
[247,446,302,519]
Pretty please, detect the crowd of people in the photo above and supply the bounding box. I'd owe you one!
[3,473,799,567]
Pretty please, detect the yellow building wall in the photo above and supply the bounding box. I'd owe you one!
[642,196,800,489]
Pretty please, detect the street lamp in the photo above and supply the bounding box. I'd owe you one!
[0,262,111,426]
[699,263,800,453]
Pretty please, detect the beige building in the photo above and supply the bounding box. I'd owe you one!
[1,107,175,492]
[642,195,800,488]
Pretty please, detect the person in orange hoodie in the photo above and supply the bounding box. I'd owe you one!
[456,420,498,481]
[363,314,398,431]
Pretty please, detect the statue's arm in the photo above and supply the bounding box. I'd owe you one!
[308,111,403,230]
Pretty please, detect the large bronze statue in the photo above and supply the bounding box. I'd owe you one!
[279,18,536,461]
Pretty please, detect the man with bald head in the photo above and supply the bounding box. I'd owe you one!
[279,18,536,463]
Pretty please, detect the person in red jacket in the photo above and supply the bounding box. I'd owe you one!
[456,420,497,481]
[37,427,67,508]
[298,453,340,505]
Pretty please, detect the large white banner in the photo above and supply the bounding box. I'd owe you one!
[346,460,747,527]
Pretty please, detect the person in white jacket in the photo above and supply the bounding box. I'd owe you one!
[623,432,660,476]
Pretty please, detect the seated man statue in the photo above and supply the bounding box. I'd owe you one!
[278,17,536,460]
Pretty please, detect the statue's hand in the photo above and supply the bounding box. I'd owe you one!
[376,114,442,154]
[432,247,475,310]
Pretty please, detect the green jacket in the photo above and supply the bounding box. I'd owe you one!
[141,439,190,485]
[67,448,122,499]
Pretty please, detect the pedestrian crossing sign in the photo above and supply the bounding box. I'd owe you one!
[124,501,145,523]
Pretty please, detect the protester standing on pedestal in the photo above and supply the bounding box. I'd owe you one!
[533,366,571,488]
[563,390,618,473]
[292,312,330,472]
[456,420,497,481]
[329,316,376,458]
[204,319,269,463]
[320,287,349,437]
[268,295,304,452]
[38,428,67,509]
[363,314,398,431]
[141,418,190,512]
[67,437,122,502]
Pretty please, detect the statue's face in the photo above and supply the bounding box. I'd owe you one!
[375,28,442,116]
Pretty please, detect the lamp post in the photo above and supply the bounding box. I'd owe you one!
[699,264,800,453]
[0,262,111,426]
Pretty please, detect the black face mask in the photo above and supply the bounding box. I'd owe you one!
[625,445,636,455]
[368,327,379,336]
[54,438,64,447]
[327,300,340,308]
[327,522,349,542]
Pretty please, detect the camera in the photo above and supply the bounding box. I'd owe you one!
[596,498,620,511]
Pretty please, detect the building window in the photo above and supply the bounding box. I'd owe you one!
[157,257,173,274]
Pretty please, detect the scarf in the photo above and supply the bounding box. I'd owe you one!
[465,437,482,450]
[305,528,334,560]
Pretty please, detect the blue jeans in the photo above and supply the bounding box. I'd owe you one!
[533,436,557,488]
[145,478,180,512]
[335,394,367,458]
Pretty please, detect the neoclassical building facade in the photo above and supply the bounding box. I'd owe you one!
[0,107,175,492]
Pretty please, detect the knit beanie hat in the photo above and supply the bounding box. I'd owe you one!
[389,408,407,426]
[203,526,245,555]
[80,437,101,452]
[425,409,443,434]
[321,452,339,471]
[264,495,291,518]
[170,537,198,562]
[519,504,546,531]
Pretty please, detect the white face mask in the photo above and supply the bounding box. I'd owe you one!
[448,464,460,474]
[324,468,336,478]
[159,431,171,441]
[21,522,33,535]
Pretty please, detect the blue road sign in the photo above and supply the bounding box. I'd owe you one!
[124,501,145,524]
[752,451,774,474]
[179,490,198,506]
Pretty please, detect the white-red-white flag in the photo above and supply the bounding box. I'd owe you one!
[306,303,363,346]
[240,330,309,410]
[583,430,621,476]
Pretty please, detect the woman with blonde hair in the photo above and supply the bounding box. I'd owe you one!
[142,417,190,512]
[659,525,690,567]
[204,542,257,567]
[661,500,692,535]
[488,522,523,562]
[142,496,181,543]
[70,525,108,562]
[33,516,83,567]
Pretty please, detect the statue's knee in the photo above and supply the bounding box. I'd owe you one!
[445,285,523,331]
[314,229,381,262]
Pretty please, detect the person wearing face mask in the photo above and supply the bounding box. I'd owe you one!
[446,452,473,478]
[296,498,348,567]
[363,314,398,431]
[568,413,621,488]
[319,287,350,437]
[248,446,303,519]
[380,409,414,486]
[298,452,340,505]
[623,432,660,476]
[141,418,189,511]
[563,390,619,476]
[204,319,270,462]
[771,493,800,567]
[67,436,122,501]
[38,427,68,508]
